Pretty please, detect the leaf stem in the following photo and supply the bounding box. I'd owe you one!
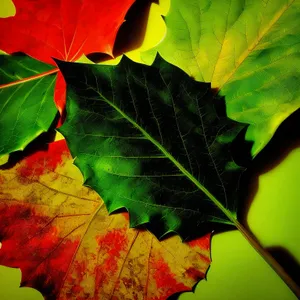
[188,169,300,297]
[213,195,300,297]
[233,219,300,298]
[200,182,300,296]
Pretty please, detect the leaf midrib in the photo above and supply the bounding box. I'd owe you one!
[95,90,236,225]
[213,0,295,88]
[0,68,58,89]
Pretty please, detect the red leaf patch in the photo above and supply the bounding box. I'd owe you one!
[0,139,211,299]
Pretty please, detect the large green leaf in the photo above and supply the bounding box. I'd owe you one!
[0,54,58,161]
[57,55,246,239]
[148,0,300,156]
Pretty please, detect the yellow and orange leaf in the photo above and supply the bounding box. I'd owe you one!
[0,139,210,300]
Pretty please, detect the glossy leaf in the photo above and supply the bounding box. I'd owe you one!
[57,55,246,239]
[0,0,135,112]
[0,139,211,300]
[0,54,57,160]
[150,0,300,156]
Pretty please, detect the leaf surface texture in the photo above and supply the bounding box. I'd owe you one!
[0,139,210,300]
[0,54,57,158]
[152,0,300,155]
[58,56,246,239]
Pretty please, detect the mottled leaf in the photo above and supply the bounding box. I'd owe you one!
[0,139,211,300]
[57,55,246,239]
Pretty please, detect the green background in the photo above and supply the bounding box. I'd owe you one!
[0,1,299,299]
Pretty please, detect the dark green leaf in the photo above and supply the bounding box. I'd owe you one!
[57,55,246,239]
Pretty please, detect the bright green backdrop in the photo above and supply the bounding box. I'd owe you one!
[0,0,299,299]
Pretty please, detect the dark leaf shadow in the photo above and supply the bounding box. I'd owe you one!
[87,0,158,63]
[236,107,300,227]
[267,246,300,287]
[235,108,300,293]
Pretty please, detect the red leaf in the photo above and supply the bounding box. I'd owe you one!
[0,139,211,299]
[0,0,135,113]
